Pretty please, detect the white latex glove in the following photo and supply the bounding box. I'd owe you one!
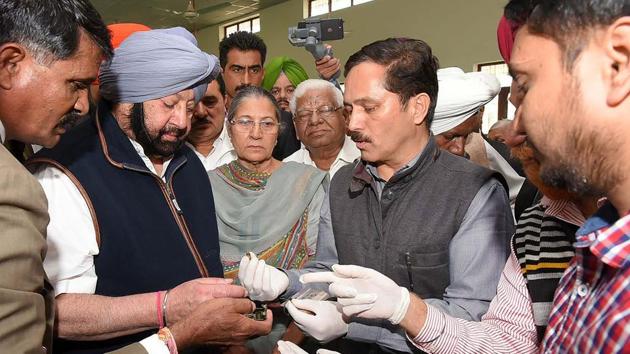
[238,252,289,301]
[277,340,341,354]
[300,264,410,324]
[285,299,348,343]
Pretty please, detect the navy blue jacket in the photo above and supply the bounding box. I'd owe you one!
[28,103,223,353]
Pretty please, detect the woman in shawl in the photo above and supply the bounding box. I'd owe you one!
[209,85,327,353]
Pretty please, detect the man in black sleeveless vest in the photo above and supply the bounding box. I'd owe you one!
[239,38,514,353]
[27,27,271,353]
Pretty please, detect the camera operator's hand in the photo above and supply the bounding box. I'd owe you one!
[315,45,341,80]
[277,340,340,354]
[238,252,289,301]
[170,298,272,349]
[166,277,247,326]
[301,264,410,325]
[285,299,348,343]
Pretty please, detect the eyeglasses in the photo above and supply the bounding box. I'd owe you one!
[229,117,279,134]
[294,106,342,123]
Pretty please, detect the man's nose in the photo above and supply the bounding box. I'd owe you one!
[74,89,90,116]
[449,137,466,157]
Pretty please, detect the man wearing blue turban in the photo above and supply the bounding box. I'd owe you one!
[28,27,270,353]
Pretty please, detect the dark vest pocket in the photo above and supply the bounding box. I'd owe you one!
[394,250,449,299]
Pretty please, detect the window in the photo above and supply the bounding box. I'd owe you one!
[308,0,374,17]
[475,61,515,133]
[223,16,260,39]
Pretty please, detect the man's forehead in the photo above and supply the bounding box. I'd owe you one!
[204,80,221,96]
[53,32,103,80]
[510,27,555,73]
[299,89,335,105]
[227,49,262,66]
[160,90,194,102]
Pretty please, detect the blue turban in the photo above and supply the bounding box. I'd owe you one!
[99,27,220,104]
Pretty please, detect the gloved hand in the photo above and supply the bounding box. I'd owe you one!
[238,252,289,301]
[277,340,340,354]
[285,299,348,343]
[300,264,410,324]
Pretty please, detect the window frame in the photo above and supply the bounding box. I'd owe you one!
[222,15,260,39]
[307,0,372,17]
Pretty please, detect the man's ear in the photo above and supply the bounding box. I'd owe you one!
[0,43,27,90]
[606,17,630,107]
[409,92,431,126]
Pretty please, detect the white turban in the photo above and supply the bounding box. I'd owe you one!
[99,27,220,104]
[431,67,501,135]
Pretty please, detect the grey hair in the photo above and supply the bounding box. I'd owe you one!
[226,85,283,131]
[289,79,344,114]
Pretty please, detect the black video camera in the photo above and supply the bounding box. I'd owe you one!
[288,18,344,79]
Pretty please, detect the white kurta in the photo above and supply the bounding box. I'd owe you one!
[283,135,360,178]
[186,127,236,173]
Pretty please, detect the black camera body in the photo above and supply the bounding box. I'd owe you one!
[288,18,344,79]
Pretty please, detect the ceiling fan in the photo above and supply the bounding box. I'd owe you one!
[154,0,232,22]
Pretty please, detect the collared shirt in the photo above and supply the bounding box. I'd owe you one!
[541,202,630,352]
[285,156,514,352]
[409,197,585,353]
[186,126,236,173]
[33,137,172,297]
[364,149,423,199]
[283,135,360,178]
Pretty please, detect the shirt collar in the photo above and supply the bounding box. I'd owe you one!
[541,196,587,227]
[128,137,171,178]
[575,202,630,269]
[0,120,5,144]
[337,136,361,164]
[577,202,620,237]
[365,144,425,182]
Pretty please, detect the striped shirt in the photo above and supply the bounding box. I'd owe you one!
[409,198,584,353]
[541,203,630,353]
[513,199,578,341]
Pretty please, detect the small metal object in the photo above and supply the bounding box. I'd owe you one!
[246,301,268,321]
[283,288,329,316]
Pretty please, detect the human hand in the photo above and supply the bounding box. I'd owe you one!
[285,299,348,343]
[277,340,340,354]
[238,252,289,301]
[170,297,272,349]
[167,277,247,326]
[300,265,410,324]
[315,45,341,80]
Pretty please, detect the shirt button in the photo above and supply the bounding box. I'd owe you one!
[576,284,589,297]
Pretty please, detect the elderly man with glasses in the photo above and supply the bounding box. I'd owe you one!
[284,79,360,177]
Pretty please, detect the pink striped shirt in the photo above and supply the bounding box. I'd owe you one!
[409,198,585,353]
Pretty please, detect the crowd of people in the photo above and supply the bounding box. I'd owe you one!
[0,0,628,353]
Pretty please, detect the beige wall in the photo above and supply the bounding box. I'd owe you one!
[196,0,506,80]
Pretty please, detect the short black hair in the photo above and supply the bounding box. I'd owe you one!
[219,31,267,69]
[504,0,540,28]
[527,0,630,69]
[344,38,440,125]
[0,0,112,64]
[215,74,226,97]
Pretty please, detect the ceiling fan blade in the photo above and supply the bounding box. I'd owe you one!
[195,2,232,15]
[152,7,184,15]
